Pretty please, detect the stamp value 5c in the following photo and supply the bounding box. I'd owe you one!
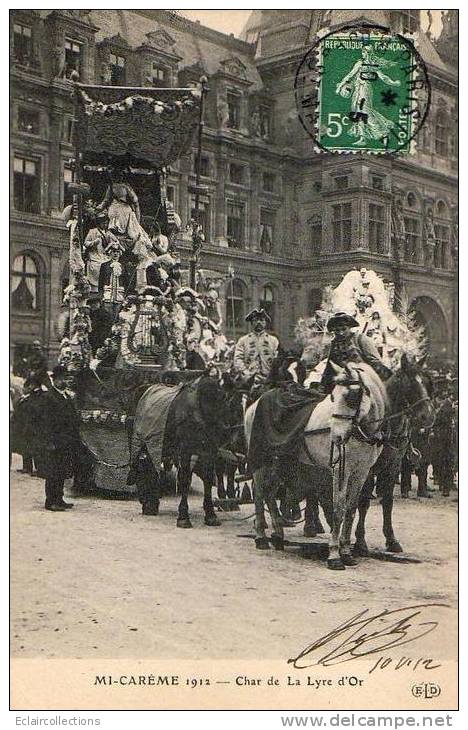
[295,23,431,154]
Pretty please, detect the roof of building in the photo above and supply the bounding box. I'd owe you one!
[40,9,263,90]
[241,8,454,74]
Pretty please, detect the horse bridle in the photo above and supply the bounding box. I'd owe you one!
[331,370,368,427]
[332,368,432,447]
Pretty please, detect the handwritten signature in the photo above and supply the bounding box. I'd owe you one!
[288,604,448,671]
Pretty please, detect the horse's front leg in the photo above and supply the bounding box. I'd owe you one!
[340,472,365,566]
[226,462,237,500]
[355,472,373,556]
[328,462,347,570]
[266,491,285,551]
[303,492,317,538]
[203,458,221,527]
[215,457,227,500]
[380,472,402,553]
[253,468,269,550]
[176,452,192,528]
[135,452,160,516]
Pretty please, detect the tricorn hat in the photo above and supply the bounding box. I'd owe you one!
[245,307,271,323]
[326,312,360,332]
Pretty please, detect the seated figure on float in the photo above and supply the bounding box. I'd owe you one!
[96,166,150,249]
[95,165,154,290]
[363,310,387,356]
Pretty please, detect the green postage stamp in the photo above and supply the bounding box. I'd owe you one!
[295,25,430,154]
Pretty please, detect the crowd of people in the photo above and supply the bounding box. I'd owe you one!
[10,307,458,514]
[399,373,458,498]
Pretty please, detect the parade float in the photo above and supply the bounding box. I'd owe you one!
[59,76,232,493]
[295,267,426,375]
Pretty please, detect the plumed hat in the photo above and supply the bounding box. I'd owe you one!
[326,312,360,332]
[245,307,271,323]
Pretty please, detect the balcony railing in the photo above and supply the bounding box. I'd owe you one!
[12,52,41,74]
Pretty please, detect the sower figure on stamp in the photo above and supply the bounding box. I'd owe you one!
[36,365,81,512]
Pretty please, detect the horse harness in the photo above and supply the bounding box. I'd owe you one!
[302,369,431,459]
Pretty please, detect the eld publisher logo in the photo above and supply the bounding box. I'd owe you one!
[412,683,441,699]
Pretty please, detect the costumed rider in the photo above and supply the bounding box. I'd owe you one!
[98,240,130,319]
[321,311,392,393]
[233,308,279,384]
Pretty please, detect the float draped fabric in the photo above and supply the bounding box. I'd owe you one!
[75,85,201,167]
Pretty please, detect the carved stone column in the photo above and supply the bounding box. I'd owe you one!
[214,157,228,247]
[423,196,436,270]
[249,165,260,252]
[47,246,66,357]
[48,108,65,215]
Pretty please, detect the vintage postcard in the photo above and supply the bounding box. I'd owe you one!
[9,6,458,717]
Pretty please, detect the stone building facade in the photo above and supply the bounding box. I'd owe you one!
[10,9,458,366]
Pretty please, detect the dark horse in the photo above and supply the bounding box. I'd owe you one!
[131,373,242,528]
[353,362,434,554]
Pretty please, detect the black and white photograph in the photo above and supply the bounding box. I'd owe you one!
[9,6,459,718]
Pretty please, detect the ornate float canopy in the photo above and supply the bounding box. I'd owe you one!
[75,83,201,168]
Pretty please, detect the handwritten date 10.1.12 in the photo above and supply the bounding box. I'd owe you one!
[288,604,449,672]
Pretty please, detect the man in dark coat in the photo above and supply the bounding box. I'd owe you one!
[10,376,44,475]
[87,293,114,355]
[431,396,457,496]
[36,365,81,512]
[321,312,392,393]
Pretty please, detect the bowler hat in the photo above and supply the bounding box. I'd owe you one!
[245,307,271,323]
[326,312,360,332]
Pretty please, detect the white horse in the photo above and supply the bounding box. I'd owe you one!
[245,356,433,570]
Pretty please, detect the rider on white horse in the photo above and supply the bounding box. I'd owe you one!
[321,312,392,393]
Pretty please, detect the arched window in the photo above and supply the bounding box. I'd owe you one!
[260,285,275,328]
[407,191,418,209]
[11,253,40,312]
[435,110,449,157]
[225,279,246,331]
